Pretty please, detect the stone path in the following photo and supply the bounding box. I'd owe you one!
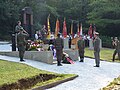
[0,42,120,90]
[0,55,120,90]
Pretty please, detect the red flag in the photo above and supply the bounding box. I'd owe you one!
[62,18,67,38]
[88,24,93,38]
[55,18,60,38]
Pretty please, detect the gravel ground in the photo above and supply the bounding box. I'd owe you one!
[0,42,120,90]
[0,55,120,90]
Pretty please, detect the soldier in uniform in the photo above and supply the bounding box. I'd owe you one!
[112,37,120,62]
[15,21,28,46]
[93,32,100,67]
[17,28,29,61]
[15,21,23,33]
[54,33,64,66]
[15,21,28,34]
[77,35,85,62]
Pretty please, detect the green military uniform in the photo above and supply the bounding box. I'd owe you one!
[54,34,64,66]
[15,25,23,33]
[17,29,29,61]
[93,36,100,67]
[113,39,120,61]
[77,38,85,62]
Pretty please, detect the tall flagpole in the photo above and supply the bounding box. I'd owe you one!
[80,23,82,35]
[63,17,67,38]
[55,18,60,38]
[70,21,73,38]
[77,22,80,37]
[47,14,51,39]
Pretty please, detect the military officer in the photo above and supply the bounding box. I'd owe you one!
[54,33,64,66]
[17,28,29,61]
[112,37,120,61]
[77,35,85,62]
[93,32,100,67]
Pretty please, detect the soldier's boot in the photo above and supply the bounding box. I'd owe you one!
[112,54,115,62]
[20,57,25,62]
[79,58,84,62]
[57,61,62,66]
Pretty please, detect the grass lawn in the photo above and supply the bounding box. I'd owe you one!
[85,48,120,89]
[0,60,76,89]
[85,48,120,62]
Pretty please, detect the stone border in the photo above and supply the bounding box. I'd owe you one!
[32,75,78,90]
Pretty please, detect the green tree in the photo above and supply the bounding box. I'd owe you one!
[87,0,120,36]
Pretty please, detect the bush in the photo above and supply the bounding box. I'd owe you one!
[100,36,113,48]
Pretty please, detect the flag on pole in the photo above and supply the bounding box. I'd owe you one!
[70,21,74,38]
[55,18,60,38]
[80,23,83,35]
[88,24,93,38]
[62,18,67,38]
[77,22,80,36]
[47,14,51,39]
[93,24,96,36]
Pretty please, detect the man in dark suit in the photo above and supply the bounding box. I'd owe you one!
[93,32,100,67]
[54,33,64,66]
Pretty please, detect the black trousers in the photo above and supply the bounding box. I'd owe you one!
[56,49,63,64]
[113,49,120,61]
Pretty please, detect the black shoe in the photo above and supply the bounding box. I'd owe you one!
[57,64,63,66]
[79,60,83,62]
[94,65,99,67]
[20,60,25,62]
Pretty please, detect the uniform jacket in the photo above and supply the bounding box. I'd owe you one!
[77,39,85,51]
[93,36,100,52]
[17,32,28,47]
[54,37,64,50]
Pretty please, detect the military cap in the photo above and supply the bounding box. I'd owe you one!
[94,32,99,35]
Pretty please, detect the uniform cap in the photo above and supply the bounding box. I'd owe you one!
[94,32,99,35]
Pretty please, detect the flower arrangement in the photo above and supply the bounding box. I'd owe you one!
[27,40,44,51]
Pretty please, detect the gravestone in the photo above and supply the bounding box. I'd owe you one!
[64,38,69,49]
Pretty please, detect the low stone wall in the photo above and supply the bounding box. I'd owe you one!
[0,49,78,64]
[64,49,78,61]
[0,51,53,64]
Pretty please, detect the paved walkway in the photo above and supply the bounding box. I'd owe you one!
[0,42,120,90]
[0,55,120,90]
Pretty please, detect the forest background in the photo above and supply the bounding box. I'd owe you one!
[0,0,120,47]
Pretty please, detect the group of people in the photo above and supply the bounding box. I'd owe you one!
[15,21,120,67]
[15,20,101,67]
[77,32,101,67]
[53,32,101,67]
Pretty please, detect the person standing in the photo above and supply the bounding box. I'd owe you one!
[17,28,29,61]
[54,33,64,66]
[93,32,100,67]
[112,37,120,62]
[15,21,28,45]
[77,35,85,62]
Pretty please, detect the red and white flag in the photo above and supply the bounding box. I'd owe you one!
[62,18,67,38]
